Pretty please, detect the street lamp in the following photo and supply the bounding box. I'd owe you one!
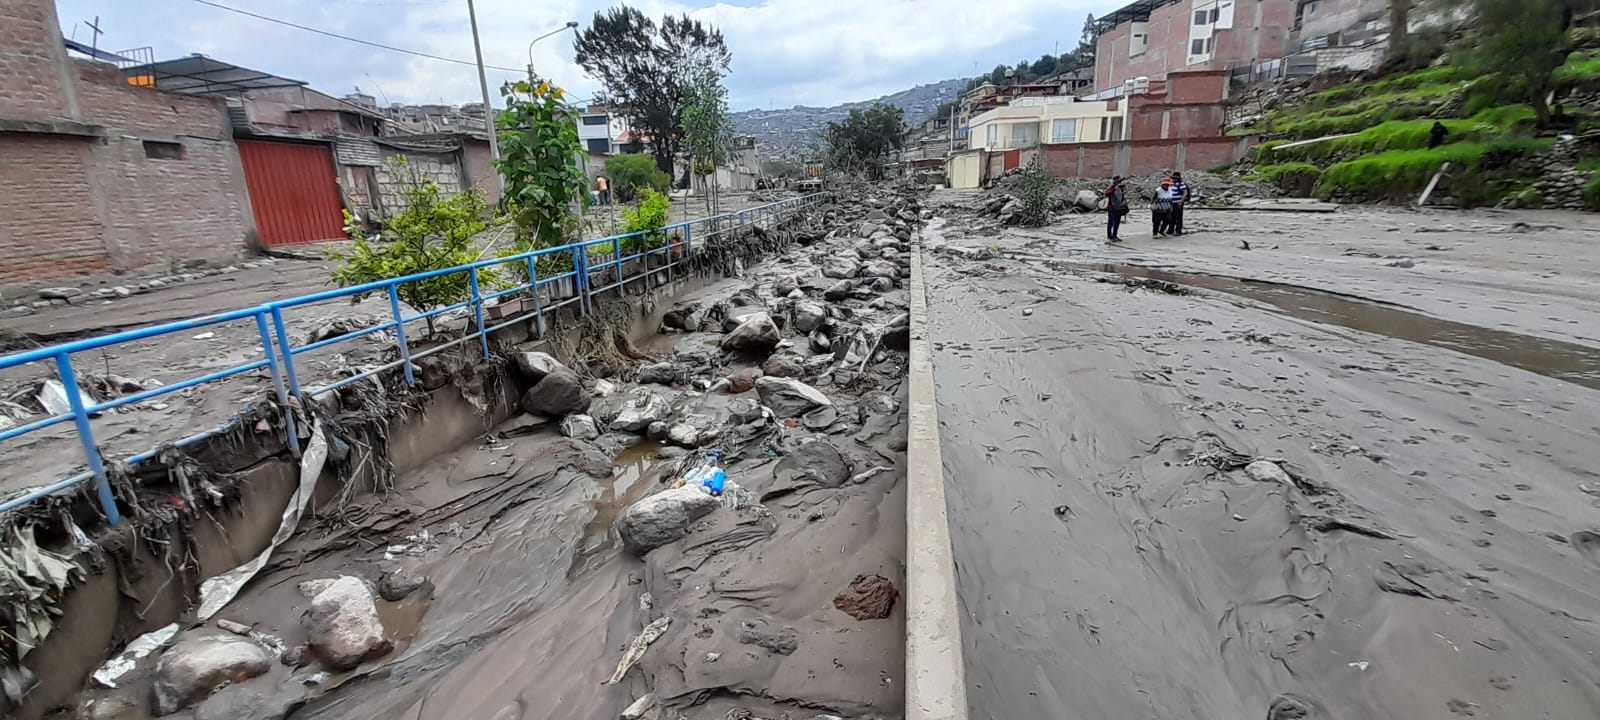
[529,21,580,80]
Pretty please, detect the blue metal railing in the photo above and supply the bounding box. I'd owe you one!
[0,193,828,524]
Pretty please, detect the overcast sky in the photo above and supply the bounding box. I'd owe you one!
[55,0,1101,111]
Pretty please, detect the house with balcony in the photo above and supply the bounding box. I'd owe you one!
[1091,0,1297,92]
[965,97,1129,152]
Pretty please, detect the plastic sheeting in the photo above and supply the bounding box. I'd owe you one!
[197,420,327,621]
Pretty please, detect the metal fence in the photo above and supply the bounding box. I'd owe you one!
[0,193,830,525]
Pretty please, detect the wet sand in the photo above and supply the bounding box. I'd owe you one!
[924,196,1600,719]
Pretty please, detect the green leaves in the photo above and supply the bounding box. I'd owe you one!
[606,154,670,202]
[328,161,494,332]
[824,103,906,179]
[620,188,671,253]
[495,80,589,249]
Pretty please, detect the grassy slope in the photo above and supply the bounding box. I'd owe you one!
[1240,60,1599,204]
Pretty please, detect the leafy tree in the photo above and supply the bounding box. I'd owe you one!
[605,153,670,202]
[680,64,735,214]
[823,103,905,179]
[1008,154,1055,227]
[574,7,730,181]
[330,158,494,335]
[495,79,590,250]
[1030,54,1058,78]
[1467,0,1576,126]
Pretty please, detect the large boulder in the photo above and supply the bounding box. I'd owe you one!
[772,275,799,297]
[560,414,600,441]
[520,367,589,417]
[882,313,911,351]
[722,312,781,353]
[512,351,563,381]
[304,576,391,671]
[823,281,854,302]
[755,376,831,418]
[661,302,704,332]
[725,367,762,394]
[821,256,862,279]
[152,635,273,715]
[617,486,722,555]
[1074,189,1103,212]
[860,260,900,279]
[611,388,673,432]
[791,301,827,334]
[762,353,805,379]
[636,362,680,386]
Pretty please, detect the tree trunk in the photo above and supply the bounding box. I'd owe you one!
[1387,1,1409,57]
[1532,90,1553,129]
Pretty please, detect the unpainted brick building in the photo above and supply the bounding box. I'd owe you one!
[1093,0,1297,93]
[0,0,256,287]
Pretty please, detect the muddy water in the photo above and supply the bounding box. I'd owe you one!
[1092,264,1600,390]
[568,442,669,580]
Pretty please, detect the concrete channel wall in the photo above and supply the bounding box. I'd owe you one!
[904,238,969,720]
[10,215,817,719]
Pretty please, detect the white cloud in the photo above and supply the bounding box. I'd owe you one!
[54,0,1101,109]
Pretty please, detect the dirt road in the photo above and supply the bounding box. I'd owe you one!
[925,192,1600,719]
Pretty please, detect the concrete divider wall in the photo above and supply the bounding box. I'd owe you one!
[904,237,969,720]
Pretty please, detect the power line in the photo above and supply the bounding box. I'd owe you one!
[188,0,525,73]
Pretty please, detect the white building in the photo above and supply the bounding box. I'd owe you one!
[577,105,629,155]
[965,96,1130,152]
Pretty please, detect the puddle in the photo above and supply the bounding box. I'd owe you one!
[566,441,671,579]
[1093,264,1600,390]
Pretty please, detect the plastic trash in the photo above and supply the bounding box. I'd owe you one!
[682,449,727,496]
[35,380,101,418]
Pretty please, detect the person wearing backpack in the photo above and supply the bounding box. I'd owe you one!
[1105,175,1130,242]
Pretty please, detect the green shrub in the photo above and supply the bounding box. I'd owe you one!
[1585,174,1600,210]
[605,154,670,202]
[620,188,671,253]
[1266,109,1536,164]
[1255,163,1322,196]
[330,173,495,334]
[1556,50,1600,87]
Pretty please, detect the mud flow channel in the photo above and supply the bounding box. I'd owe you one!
[927,240,1600,720]
[1095,264,1600,390]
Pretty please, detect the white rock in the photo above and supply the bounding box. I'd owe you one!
[560,414,600,441]
[1245,460,1292,485]
[304,576,390,671]
[617,486,721,555]
[151,635,271,715]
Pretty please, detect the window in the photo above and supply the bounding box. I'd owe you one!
[585,138,611,154]
[1011,122,1040,147]
[1210,8,1220,22]
[1195,10,1208,24]
[1206,37,1215,52]
[986,124,998,147]
[1051,118,1077,143]
[581,115,608,125]
[142,140,184,160]
[1192,39,1207,55]
[1101,117,1125,142]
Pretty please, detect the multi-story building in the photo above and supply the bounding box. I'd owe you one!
[1092,0,1297,93]
[576,104,629,156]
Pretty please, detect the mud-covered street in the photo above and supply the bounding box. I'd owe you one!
[925,191,1600,719]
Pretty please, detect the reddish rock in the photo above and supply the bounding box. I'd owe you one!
[832,574,898,620]
[726,367,762,394]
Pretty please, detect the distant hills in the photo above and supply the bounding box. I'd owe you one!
[732,78,966,162]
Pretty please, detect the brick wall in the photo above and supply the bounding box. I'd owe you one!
[459,138,501,206]
[376,148,463,214]
[0,0,255,287]
[1040,136,1254,178]
[1094,0,1297,91]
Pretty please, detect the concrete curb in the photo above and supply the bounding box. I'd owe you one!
[904,236,968,720]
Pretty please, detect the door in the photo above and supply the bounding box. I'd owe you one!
[237,140,345,246]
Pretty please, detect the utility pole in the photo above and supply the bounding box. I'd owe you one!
[466,0,503,196]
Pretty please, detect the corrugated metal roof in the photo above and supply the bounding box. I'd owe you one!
[335,137,383,167]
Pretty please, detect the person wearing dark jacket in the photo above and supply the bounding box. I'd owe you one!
[1105,176,1129,242]
[1428,121,1447,149]
[1152,177,1178,237]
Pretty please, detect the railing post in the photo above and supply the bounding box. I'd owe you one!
[573,245,590,316]
[270,306,303,403]
[386,285,416,386]
[614,235,625,293]
[468,268,489,359]
[255,312,301,456]
[55,354,120,527]
[526,255,545,339]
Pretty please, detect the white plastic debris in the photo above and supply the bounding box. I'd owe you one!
[92,623,180,688]
[36,380,98,418]
[191,332,216,340]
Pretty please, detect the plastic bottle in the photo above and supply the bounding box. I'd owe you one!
[694,449,727,496]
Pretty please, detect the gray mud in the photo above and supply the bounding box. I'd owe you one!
[926,192,1600,720]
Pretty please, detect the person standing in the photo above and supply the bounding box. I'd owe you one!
[596,175,610,205]
[1152,177,1177,237]
[1170,172,1191,236]
[1105,175,1129,242]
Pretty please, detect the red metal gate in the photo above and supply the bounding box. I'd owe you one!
[237,140,345,246]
